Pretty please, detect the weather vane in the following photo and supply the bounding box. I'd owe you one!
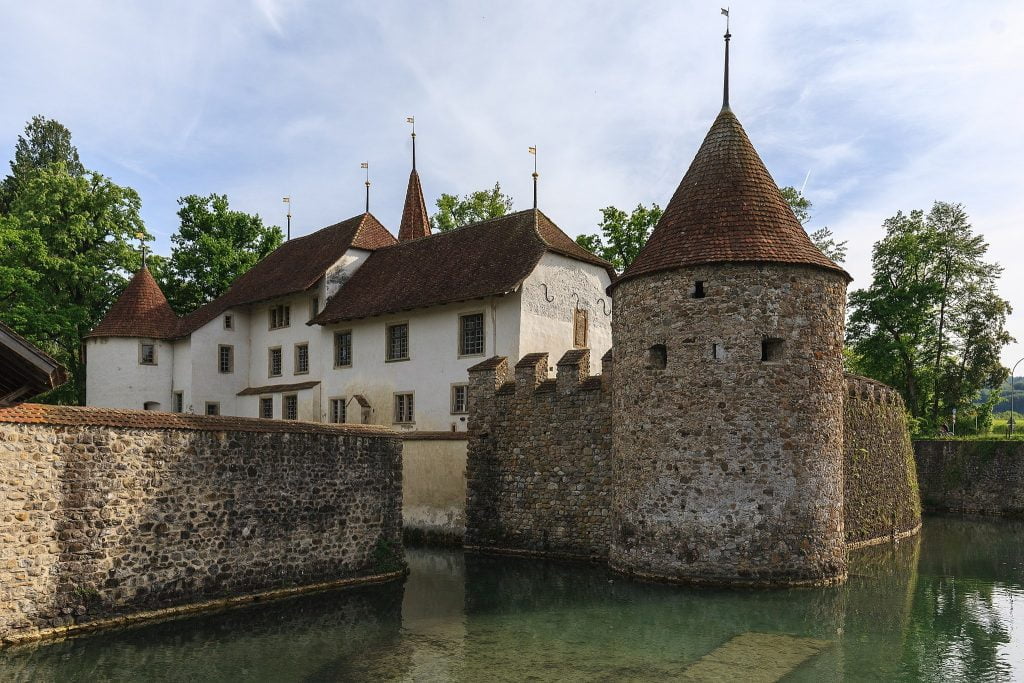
[361,162,370,212]
[282,196,291,241]
[721,7,731,110]
[407,116,416,170]
[528,145,538,209]
[136,232,147,266]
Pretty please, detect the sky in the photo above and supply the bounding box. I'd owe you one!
[2,1,1022,367]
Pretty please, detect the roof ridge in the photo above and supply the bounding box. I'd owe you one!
[391,207,538,245]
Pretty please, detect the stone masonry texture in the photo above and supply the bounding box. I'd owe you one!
[466,351,613,558]
[843,375,921,544]
[0,409,403,643]
[609,264,849,586]
[915,440,1024,516]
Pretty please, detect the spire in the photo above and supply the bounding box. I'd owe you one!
[398,169,431,241]
[612,110,849,290]
[407,116,417,170]
[722,7,731,110]
[528,145,538,209]
[86,265,180,339]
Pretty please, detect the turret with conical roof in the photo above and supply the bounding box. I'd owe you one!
[607,26,849,587]
[398,119,431,241]
[87,265,179,339]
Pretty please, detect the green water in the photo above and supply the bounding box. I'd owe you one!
[2,516,1023,681]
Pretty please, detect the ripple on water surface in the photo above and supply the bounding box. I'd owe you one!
[2,516,1023,682]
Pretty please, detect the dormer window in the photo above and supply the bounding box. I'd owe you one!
[269,304,290,330]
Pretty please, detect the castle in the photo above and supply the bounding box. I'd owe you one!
[464,32,921,587]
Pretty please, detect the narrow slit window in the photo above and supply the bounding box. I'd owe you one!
[761,338,784,362]
[648,344,667,370]
[712,343,724,360]
[693,281,706,298]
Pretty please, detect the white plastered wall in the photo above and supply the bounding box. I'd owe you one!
[518,252,613,369]
[85,337,174,410]
[317,294,522,432]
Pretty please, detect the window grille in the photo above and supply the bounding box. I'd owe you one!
[459,313,485,355]
[139,342,156,365]
[386,323,409,361]
[269,348,282,377]
[334,331,352,367]
[451,385,469,414]
[295,343,309,374]
[284,395,298,420]
[394,393,414,423]
[330,398,346,424]
[260,397,273,419]
[218,345,233,373]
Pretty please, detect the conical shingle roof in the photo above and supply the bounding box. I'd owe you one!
[398,169,431,241]
[86,266,179,339]
[612,108,849,290]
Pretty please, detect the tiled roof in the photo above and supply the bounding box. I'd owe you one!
[86,266,180,339]
[0,321,68,405]
[612,108,849,291]
[314,209,613,324]
[237,380,320,396]
[0,403,394,437]
[398,169,431,241]
[176,213,396,336]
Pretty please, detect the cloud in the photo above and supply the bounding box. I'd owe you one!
[1,0,1021,365]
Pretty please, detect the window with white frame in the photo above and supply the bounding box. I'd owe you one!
[268,347,282,377]
[329,397,346,424]
[269,304,290,330]
[139,341,156,365]
[451,384,469,414]
[386,323,409,361]
[393,392,414,424]
[205,402,220,416]
[260,397,273,419]
[284,394,298,420]
[173,392,184,413]
[334,330,352,367]
[295,343,309,374]
[218,344,234,373]
[459,313,485,356]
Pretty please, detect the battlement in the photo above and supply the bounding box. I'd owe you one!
[844,373,903,407]
[468,349,610,402]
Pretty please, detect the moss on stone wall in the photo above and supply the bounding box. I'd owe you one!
[843,375,922,544]
[915,440,1024,516]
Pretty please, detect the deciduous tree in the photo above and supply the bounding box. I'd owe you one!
[846,202,1012,428]
[0,115,84,211]
[429,182,513,232]
[574,203,663,273]
[779,186,848,264]
[157,194,282,313]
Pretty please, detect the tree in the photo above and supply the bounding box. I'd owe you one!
[575,203,663,273]
[1,115,85,211]
[158,194,283,314]
[779,186,848,264]
[0,162,146,404]
[846,202,1012,429]
[430,182,513,232]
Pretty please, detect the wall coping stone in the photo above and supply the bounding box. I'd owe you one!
[0,403,396,437]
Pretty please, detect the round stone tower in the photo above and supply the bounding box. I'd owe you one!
[607,33,851,586]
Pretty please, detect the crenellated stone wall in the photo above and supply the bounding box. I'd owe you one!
[465,350,614,559]
[843,375,921,546]
[465,348,920,582]
[0,405,404,645]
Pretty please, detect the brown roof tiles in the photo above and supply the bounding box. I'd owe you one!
[86,266,180,339]
[612,108,849,291]
[237,380,320,396]
[175,213,396,337]
[397,169,431,241]
[314,209,613,324]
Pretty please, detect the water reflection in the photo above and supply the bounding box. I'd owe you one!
[2,516,1022,682]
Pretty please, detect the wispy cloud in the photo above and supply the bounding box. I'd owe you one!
[1,1,1021,364]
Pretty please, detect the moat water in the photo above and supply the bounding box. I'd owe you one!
[2,516,1023,682]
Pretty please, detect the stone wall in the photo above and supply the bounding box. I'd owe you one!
[608,264,849,586]
[915,440,1024,516]
[465,350,613,559]
[0,404,404,644]
[843,375,921,546]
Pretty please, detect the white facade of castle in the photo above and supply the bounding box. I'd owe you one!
[85,215,613,432]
